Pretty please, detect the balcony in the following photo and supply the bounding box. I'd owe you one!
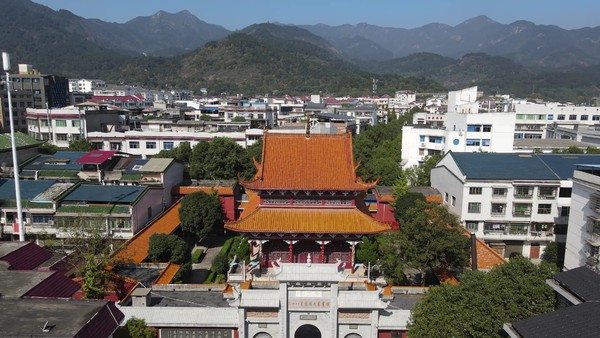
[513,194,533,200]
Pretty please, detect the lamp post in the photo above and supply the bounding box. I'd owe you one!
[2,52,25,241]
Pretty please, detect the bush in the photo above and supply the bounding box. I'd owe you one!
[148,234,190,264]
[173,262,192,283]
[126,317,157,338]
[192,248,205,263]
[212,253,228,275]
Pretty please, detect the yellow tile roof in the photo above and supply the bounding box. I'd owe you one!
[153,263,181,285]
[113,200,181,264]
[241,132,376,191]
[225,206,390,234]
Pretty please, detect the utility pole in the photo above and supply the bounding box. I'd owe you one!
[3,52,25,241]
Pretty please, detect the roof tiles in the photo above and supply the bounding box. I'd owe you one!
[225,207,390,234]
[241,132,375,191]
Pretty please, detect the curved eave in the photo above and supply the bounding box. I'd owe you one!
[225,207,391,234]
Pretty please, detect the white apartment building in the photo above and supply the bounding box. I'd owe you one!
[26,106,121,148]
[431,152,600,259]
[87,129,264,158]
[68,79,106,93]
[401,86,600,168]
[401,106,515,167]
[564,164,600,270]
[514,101,600,140]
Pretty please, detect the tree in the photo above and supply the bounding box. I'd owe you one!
[126,317,157,338]
[393,192,426,222]
[541,241,558,267]
[392,168,412,199]
[68,139,93,151]
[378,201,470,284]
[188,138,253,180]
[413,154,442,186]
[80,253,106,299]
[179,191,224,241]
[38,142,59,154]
[356,236,379,266]
[408,257,557,338]
[147,233,190,264]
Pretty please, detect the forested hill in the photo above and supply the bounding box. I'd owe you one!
[112,26,445,96]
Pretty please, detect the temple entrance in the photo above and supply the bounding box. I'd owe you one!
[294,241,321,263]
[262,240,290,266]
[325,241,351,268]
[294,324,321,338]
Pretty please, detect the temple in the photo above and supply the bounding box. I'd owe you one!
[226,131,391,275]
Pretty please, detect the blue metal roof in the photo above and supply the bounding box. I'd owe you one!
[449,152,559,180]
[123,159,148,174]
[537,154,600,180]
[22,152,87,171]
[62,185,147,204]
[0,179,56,200]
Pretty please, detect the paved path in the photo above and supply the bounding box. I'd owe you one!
[188,235,227,283]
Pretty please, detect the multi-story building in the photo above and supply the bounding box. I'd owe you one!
[564,164,600,270]
[0,89,33,132]
[3,64,69,109]
[26,106,122,147]
[68,78,107,93]
[431,152,600,259]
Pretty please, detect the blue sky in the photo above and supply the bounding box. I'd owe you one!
[33,0,599,30]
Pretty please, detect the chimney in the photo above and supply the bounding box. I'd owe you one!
[471,233,478,271]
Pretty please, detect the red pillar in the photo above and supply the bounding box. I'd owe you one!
[320,241,325,263]
[288,241,294,263]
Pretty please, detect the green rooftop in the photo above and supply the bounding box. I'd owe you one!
[0,132,43,150]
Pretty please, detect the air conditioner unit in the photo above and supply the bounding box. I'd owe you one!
[420,143,426,148]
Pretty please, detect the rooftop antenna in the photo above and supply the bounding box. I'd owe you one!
[3,52,25,241]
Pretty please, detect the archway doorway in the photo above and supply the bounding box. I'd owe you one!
[295,324,321,338]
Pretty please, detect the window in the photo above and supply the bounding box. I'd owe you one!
[146,142,156,149]
[514,133,524,139]
[569,114,577,120]
[129,141,139,149]
[538,187,556,199]
[560,207,570,217]
[559,187,572,198]
[419,136,425,142]
[429,136,442,143]
[445,192,449,202]
[513,203,532,216]
[482,125,492,132]
[593,115,600,121]
[72,120,80,127]
[41,119,49,127]
[484,222,506,232]
[514,186,532,197]
[491,203,506,215]
[581,115,589,121]
[56,134,68,141]
[547,114,554,121]
[466,139,481,146]
[468,202,481,213]
[465,221,478,231]
[451,196,456,206]
[55,120,67,127]
[537,204,552,214]
[469,187,482,195]
[557,114,565,120]
[163,141,174,150]
[492,188,507,197]
[467,124,482,132]
[481,139,491,146]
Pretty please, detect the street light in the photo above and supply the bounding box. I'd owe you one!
[2,52,25,241]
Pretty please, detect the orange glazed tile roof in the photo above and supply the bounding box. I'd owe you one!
[460,228,505,270]
[113,200,181,264]
[153,263,181,285]
[178,186,234,196]
[241,132,376,191]
[225,207,390,234]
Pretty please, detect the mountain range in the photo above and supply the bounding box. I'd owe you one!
[2,0,600,102]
